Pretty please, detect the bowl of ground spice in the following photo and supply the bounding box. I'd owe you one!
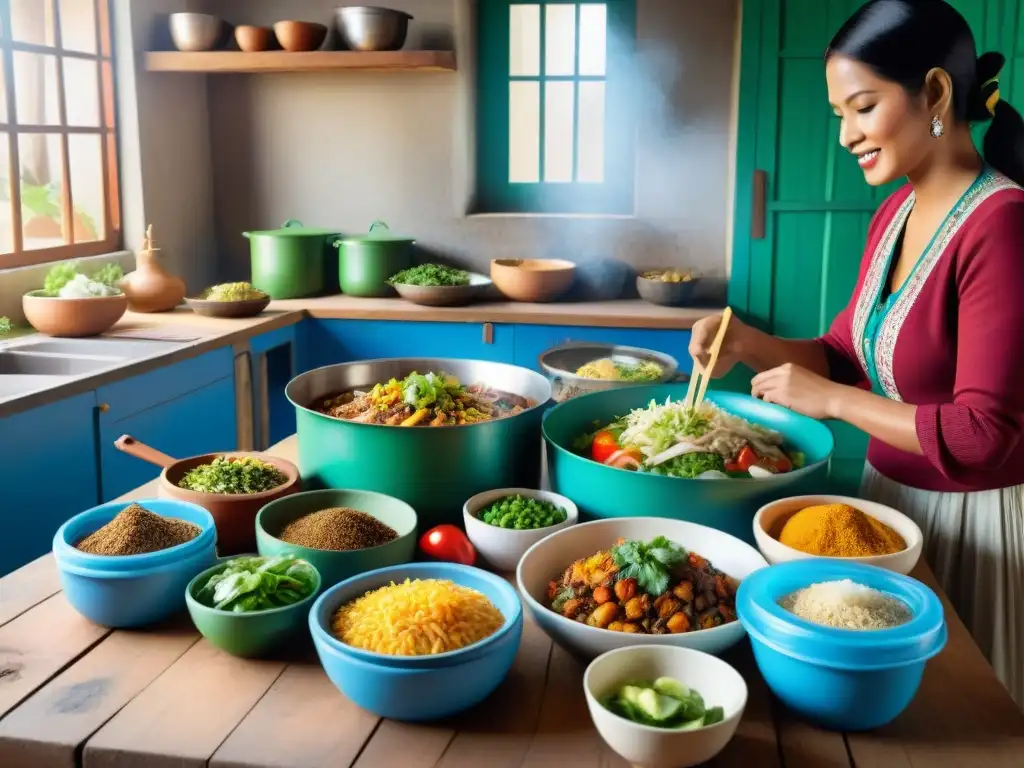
[113,435,300,555]
[256,489,418,588]
[52,499,218,627]
[753,495,922,575]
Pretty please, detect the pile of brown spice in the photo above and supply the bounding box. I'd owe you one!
[279,507,398,551]
[75,503,202,556]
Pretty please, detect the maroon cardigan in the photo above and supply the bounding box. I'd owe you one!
[817,170,1024,493]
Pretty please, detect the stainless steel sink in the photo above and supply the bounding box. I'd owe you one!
[0,351,120,376]
[10,338,183,358]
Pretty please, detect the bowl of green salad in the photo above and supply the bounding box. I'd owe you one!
[387,263,493,307]
[463,488,578,571]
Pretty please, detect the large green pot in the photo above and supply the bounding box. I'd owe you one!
[542,385,835,545]
[244,219,341,299]
[286,359,552,528]
[334,220,414,297]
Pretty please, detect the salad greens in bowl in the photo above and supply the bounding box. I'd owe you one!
[23,261,128,337]
[388,263,493,307]
[185,555,322,657]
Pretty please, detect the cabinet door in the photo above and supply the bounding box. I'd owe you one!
[303,319,515,369]
[0,393,99,575]
[512,324,691,374]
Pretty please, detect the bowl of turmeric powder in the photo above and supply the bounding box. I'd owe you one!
[752,495,922,575]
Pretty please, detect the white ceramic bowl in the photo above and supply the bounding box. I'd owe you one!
[516,517,769,659]
[464,488,578,572]
[584,645,747,768]
[753,494,923,575]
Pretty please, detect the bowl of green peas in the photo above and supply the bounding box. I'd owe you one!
[463,488,579,571]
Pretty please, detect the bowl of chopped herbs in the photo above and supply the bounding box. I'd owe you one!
[186,554,322,657]
[113,435,300,555]
[388,264,493,307]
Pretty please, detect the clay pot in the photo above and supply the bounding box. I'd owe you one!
[22,291,128,337]
[121,225,186,313]
[273,21,328,52]
[235,25,273,52]
[114,435,300,555]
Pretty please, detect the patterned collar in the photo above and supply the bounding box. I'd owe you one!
[852,169,1021,401]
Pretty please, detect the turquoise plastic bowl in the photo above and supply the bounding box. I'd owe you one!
[53,498,217,571]
[737,559,946,731]
[53,499,218,627]
[309,562,523,721]
[542,386,834,543]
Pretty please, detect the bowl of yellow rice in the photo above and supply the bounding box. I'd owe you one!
[308,561,523,720]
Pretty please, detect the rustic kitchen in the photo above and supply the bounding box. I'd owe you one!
[0,1,1022,767]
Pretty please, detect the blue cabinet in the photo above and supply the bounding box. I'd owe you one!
[0,392,99,575]
[303,319,515,369]
[250,326,298,449]
[97,349,238,500]
[512,324,693,374]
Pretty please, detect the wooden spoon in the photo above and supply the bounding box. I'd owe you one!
[114,434,178,469]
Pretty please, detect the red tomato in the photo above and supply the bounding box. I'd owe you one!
[591,430,621,464]
[736,445,760,472]
[773,454,793,473]
[419,525,477,566]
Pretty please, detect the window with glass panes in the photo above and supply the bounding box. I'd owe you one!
[0,0,121,269]
[476,0,635,214]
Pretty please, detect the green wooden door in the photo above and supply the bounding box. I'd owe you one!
[731,0,1022,491]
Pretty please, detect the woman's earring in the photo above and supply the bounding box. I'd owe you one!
[930,116,945,138]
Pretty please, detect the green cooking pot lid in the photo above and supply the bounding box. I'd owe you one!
[339,220,415,244]
[244,219,340,237]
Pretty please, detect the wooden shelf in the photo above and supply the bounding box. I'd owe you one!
[145,50,457,74]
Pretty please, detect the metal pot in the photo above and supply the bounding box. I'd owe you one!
[539,342,680,402]
[334,6,412,52]
[286,358,552,528]
[334,220,415,297]
[243,220,341,300]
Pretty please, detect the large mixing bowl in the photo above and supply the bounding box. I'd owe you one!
[287,358,552,529]
[542,385,834,544]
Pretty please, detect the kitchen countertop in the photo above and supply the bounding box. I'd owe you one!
[0,297,716,418]
[0,436,1022,768]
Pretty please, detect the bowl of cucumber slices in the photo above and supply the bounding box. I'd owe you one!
[583,645,748,768]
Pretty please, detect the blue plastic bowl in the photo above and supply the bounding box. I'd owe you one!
[309,562,523,721]
[737,559,946,731]
[53,499,218,628]
[54,498,217,571]
[543,386,835,544]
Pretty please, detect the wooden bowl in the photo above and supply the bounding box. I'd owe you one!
[185,294,271,318]
[22,290,128,337]
[273,20,328,52]
[235,25,273,52]
[490,259,576,303]
[114,436,301,555]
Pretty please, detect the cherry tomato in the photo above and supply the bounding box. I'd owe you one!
[419,524,477,566]
[591,430,621,463]
[772,454,793,473]
[736,445,760,472]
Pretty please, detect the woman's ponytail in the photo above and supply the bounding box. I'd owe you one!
[970,51,1024,187]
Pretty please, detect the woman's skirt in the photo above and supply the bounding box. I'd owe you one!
[861,463,1024,709]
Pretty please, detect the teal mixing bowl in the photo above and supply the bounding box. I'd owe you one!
[542,386,834,544]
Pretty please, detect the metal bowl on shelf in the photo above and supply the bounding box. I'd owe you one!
[169,13,222,52]
[539,341,681,402]
[334,6,413,51]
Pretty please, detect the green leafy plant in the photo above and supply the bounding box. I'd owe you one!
[387,263,470,287]
[0,317,11,334]
[611,536,687,595]
[195,555,318,613]
[42,261,124,296]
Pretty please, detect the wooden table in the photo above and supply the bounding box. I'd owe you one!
[1,437,1022,768]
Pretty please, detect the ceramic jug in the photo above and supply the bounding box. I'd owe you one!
[121,225,186,313]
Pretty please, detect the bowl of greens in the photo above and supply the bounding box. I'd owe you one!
[388,264,493,307]
[23,261,127,337]
[584,645,747,768]
[185,554,322,657]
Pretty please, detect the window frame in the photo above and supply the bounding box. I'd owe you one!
[475,0,636,215]
[0,0,121,270]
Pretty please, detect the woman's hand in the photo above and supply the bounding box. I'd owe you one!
[750,363,844,420]
[689,313,747,376]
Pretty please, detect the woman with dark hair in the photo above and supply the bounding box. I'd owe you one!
[692,0,1024,706]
